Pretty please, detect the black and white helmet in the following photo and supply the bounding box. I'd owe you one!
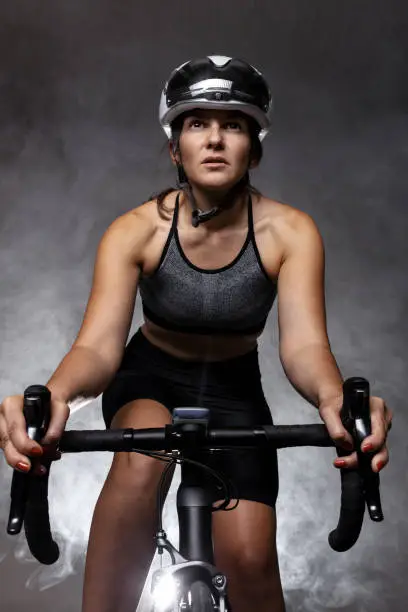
[159,55,272,142]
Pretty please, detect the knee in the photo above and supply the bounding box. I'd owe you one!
[236,547,277,582]
[106,398,173,495]
[217,541,278,583]
[108,450,167,494]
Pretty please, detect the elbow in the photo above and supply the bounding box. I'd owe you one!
[279,340,332,370]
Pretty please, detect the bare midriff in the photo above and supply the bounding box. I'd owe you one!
[141,317,260,362]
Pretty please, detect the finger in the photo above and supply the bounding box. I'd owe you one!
[385,407,393,431]
[360,396,389,453]
[41,400,69,445]
[334,444,390,473]
[41,443,62,460]
[371,446,390,473]
[8,415,44,457]
[0,411,42,467]
[333,451,359,469]
[0,414,33,471]
[319,406,354,450]
[30,444,62,476]
[2,398,43,456]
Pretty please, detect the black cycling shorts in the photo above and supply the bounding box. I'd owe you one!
[102,328,279,508]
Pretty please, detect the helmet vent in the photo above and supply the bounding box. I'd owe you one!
[208,55,232,67]
[190,78,233,95]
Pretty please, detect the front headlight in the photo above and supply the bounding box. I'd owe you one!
[152,572,180,611]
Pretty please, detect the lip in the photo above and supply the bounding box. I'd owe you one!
[202,157,228,164]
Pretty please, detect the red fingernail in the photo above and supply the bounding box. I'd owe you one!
[335,459,346,467]
[30,446,43,456]
[16,461,30,472]
[362,443,374,452]
[377,461,385,471]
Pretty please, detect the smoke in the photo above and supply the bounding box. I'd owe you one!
[0,1,407,610]
[1,106,407,610]
[0,402,182,612]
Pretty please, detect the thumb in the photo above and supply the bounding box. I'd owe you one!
[41,398,70,445]
[319,405,354,450]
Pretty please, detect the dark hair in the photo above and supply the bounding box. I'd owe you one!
[150,111,264,221]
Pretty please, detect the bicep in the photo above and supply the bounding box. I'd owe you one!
[73,215,142,371]
[277,213,330,362]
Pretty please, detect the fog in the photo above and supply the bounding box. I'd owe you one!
[0,1,407,610]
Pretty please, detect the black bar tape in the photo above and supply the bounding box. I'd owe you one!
[328,469,365,551]
[24,463,59,564]
[59,429,135,452]
[261,424,334,447]
[59,428,167,452]
[207,424,333,447]
[7,471,30,535]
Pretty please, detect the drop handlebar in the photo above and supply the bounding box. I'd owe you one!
[6,377,383,565]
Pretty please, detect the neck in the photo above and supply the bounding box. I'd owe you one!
[179,186,249,231]
[190,186,232,211]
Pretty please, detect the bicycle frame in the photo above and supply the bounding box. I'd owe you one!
[151,408,230,610]
[6,377,385,612]
[151,466,228,610]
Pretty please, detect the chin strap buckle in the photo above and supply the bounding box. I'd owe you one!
[191,207,221,227]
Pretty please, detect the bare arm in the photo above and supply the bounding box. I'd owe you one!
[46,210,149,405]
[276,210,393,469]
[0,210,151,467]
[277,210,343,408]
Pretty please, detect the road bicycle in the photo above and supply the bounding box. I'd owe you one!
[6,377,383,611]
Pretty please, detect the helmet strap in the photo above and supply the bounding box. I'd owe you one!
[175,165,221,227]
[175,158,250,228]
[191,205,223,228]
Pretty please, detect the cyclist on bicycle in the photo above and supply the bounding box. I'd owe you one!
[0,56,392,612]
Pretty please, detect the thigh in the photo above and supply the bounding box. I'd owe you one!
[213,499,280,574]
[204,444,279,507]
[184,391,279,507]
[212,500,282,588]
[102,372,169,429]
[212,501,285,612]
[108,398,174,491]
[101,328,171,429]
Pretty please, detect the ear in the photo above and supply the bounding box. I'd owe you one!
[248,155,260,170]
[169,140,180,166]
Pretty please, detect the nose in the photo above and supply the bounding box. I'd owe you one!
[207,123,224,147]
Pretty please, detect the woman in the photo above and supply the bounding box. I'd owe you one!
[0,56,392,612]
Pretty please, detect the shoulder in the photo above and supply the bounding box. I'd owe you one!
[255,194,324,261]
[103,191,178,252]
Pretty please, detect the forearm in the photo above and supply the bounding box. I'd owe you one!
[280,343,344,409]
[45,345,118,405]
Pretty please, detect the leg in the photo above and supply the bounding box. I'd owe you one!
[82,399,174,612]
[212,500,286,612]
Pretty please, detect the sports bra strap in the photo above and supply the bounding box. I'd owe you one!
[247,193,254,237]
[172,192,181,230]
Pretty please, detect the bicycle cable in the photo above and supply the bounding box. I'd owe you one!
[129,448,239,535]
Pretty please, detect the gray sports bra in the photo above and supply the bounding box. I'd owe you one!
[138,193,277,335]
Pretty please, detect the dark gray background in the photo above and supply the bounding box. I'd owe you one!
[0,1,407,610]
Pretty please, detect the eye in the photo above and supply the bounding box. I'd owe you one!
[189,118,203,128]
[226,121,242,130]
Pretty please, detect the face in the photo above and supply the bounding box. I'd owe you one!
[171,109,259,192]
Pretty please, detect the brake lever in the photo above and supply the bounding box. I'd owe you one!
[7,385,51,535]
[342,377,384,522]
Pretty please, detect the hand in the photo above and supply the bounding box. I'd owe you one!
[0,393,69,475]
[319,395,393,472]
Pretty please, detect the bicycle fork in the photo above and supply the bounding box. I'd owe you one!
[151,457,229,610]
